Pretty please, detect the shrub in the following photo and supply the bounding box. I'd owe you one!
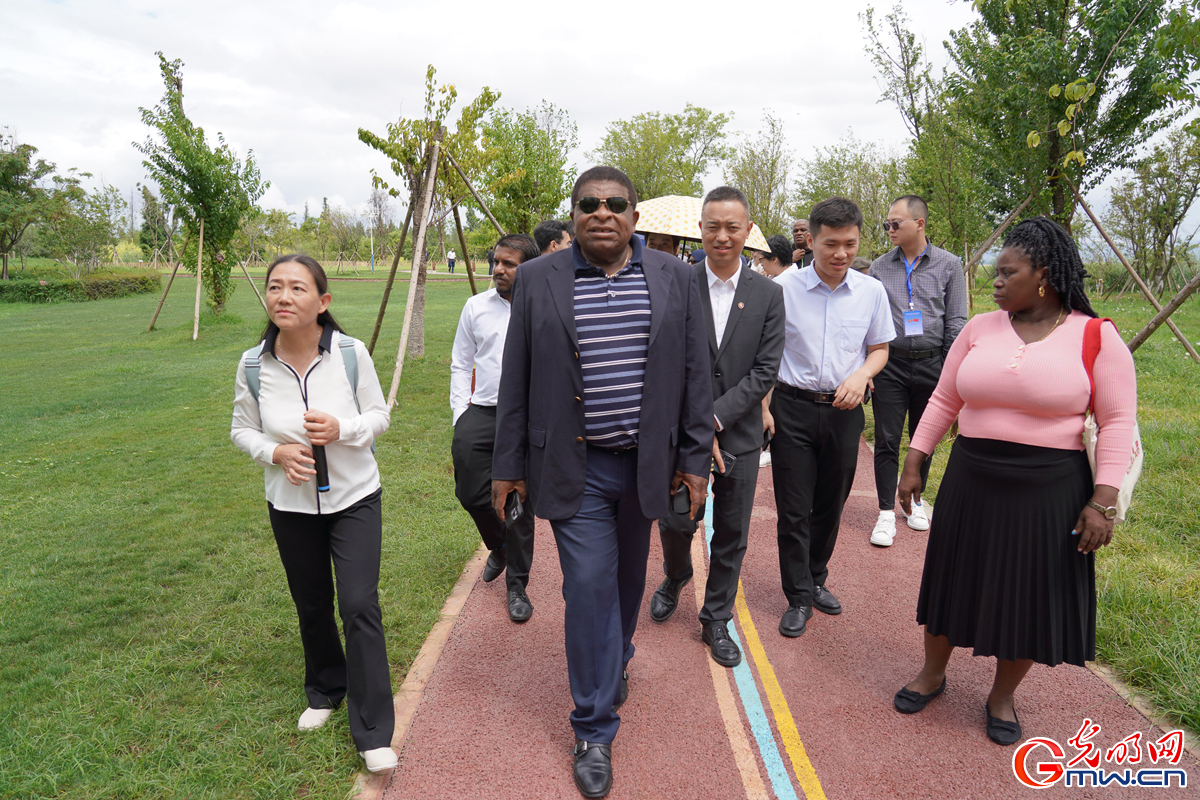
[0,275,161,304]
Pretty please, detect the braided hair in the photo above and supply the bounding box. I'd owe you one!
[1002,217,1097,318]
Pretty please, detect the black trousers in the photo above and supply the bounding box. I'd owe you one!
[872,352,942,510]
[659,448,759,625]
[268,488,395,751]
[450,404,534,590]
[770,391,863,607]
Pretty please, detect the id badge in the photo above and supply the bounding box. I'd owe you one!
[903,309,924,337]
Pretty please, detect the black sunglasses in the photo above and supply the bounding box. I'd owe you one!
[576,196,630,214]
[882,219,913,232]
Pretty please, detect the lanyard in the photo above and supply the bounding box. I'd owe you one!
[901,243,928,309]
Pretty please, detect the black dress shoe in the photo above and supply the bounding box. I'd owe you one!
[571,739,612,798]
[482,548,506,583]
[812,585,842,615]
[613,669,628,711]
[507,587,533,622]
[778,605,813,638]
[648,576,691,623]
[893,677,946,713]
[985,702,1022,745]
[702,622,742,667]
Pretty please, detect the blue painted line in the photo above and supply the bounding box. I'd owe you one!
[704,482,799,800]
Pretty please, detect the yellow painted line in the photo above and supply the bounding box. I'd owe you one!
[736,584,827,800]
[691,530,771,800]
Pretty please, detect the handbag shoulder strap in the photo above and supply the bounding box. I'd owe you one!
[243,341,267,402]
[1082,317,1115,414]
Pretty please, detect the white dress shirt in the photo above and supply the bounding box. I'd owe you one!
[705,262,742,346]
[776,265,895,392]
[450,287,511,424]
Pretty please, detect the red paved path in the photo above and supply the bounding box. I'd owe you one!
[372,439,1198,799]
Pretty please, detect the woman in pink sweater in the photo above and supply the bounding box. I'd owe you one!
[890,218,1137,746]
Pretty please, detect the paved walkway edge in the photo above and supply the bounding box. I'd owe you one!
[349,543,490,800]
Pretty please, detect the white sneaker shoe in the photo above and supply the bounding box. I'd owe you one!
[360,746,398,773]
[870,511,897,547]
[759,449,772,467]
[298,707,333,731]
[905,500,931,531]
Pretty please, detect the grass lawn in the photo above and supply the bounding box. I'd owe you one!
[0,271,1197,799]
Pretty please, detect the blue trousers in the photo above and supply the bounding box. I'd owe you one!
[550,447,652,743]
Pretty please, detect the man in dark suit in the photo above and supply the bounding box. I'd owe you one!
[491,166,712,799]
[649,186,785,668]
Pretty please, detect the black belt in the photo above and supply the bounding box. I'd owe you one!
[775,382,836,404]
[588,443,638,454]
[890,346,939,360]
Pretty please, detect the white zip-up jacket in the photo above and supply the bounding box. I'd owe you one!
[231,326,390,514]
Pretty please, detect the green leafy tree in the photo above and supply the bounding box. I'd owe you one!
[139,186,175,261]
[134,52,268,313]
[43,182,127,278]
[481,101,577,233]
[724,111,793,237]
[0,131,64,280]
[793,132,907,260]
[590,104,735,200]
[946,0,1190,227]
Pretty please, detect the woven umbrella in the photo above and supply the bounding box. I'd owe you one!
[635,195,771,251]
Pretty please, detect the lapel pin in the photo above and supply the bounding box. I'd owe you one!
[738,302,744,309]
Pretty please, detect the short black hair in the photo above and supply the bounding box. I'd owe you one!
[1002,217,1097,317]
[533,219,573,254]
[892,194,929,222]
[765,234,794,266]
[571,166,638,209]
[809,197,863,235]
[703,185,750,214]
[495,233,540,264]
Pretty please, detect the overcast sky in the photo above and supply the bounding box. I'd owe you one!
[0,0,1189,227]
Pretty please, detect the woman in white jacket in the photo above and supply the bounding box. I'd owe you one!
[231,254,396,773]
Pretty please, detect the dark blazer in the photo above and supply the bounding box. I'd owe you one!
[700,263,786,457]
[493,242,714,521]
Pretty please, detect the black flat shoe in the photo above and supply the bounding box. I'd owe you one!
[482,548,507,583]
[571,739,612,798]
[613,670,629,711]
[986,703,1022,745]
[649,576,691,623]
[893,677,946,714]
[812,585,842,615]
[778,605,813,637]
[507,587,533,622]
[702,622,742,667]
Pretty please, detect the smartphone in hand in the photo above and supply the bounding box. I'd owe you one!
[505,491,524,525]
[671,484,691,515]
[713,450,737,476]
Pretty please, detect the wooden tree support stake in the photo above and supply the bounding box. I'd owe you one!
[966,192,1036,272]
[387,134,442,407]
[1127,269,1200,353]
[146,228,193,332]
[442,149,507,236]
[240,260,268,315]
[1065,175,1200,364]
[452,203,478,296]
[368,181,418,355]
[192,217,205,341]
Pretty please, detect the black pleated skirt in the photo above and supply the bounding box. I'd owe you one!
[916,436,1095,667]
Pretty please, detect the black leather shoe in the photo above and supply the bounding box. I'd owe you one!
[507,587,533,622]
[571,739,613,798]
[648,576,691,623]
[702,622,742,667]
[812,585,842,615]
[778,605,813,637]
[613,670,629,711]
[986,702,1022,745]
[893,677,946,713]
[482,548,506,583]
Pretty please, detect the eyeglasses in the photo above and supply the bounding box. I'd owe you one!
[882,219,914,232]
[576,196,630,214]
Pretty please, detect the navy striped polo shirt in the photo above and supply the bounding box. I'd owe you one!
[572,237,651,450]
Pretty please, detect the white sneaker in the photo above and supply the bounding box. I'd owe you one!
[298,707,333,731]
[759,449,772,467]
[870,511,897,547]
[360,746,398,773]
[905,500,931,531]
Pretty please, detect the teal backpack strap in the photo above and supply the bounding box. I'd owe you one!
[336,332,375,453]
[243,341,266,402]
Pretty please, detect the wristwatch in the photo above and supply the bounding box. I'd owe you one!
[1087,500,1118,520]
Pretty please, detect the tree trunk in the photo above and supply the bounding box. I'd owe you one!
[2,252,8,281]
[408,264,426,359]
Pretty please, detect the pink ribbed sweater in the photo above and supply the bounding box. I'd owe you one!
[910,310,1138,488]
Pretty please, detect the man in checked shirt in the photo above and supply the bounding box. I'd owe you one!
[868,195,968,547]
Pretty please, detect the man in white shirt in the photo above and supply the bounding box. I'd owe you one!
[771,197,895,638]
[450,234,540,621]
[447,249,457,274]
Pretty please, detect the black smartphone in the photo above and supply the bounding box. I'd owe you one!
[671,485,691,515]
[505,491,524,525]
[712,450,737,475]
[763,429,773,450]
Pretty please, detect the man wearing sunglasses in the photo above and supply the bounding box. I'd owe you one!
[867,196,967,548]
[491,165,712,799]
